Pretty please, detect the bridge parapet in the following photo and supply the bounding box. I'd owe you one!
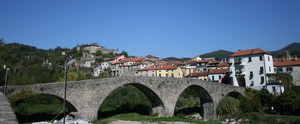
[2,76,245,121]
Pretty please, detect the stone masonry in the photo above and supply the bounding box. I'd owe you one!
[0,92,18,124]
[2,76,245,122]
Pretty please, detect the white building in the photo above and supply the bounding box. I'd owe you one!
[229,48,275,90]
[208,69,228,82]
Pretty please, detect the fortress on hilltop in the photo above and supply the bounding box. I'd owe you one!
[82,43,119,54]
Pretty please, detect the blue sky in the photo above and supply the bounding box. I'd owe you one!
[0,0,299,58]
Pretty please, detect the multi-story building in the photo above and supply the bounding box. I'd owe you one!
[156,65,183,78]
[274,56,300,86]
[229,48,275,90]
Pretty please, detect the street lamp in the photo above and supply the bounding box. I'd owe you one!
[62,51,72,124]
[3,65,9,96]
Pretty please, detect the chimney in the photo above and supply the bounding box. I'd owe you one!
[295,56,298,61]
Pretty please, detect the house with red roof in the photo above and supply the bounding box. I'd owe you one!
[274,56,300,86]
[229,48,282,93]
[208,69,228,82]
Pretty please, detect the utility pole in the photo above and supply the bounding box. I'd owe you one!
[62,51,72,124]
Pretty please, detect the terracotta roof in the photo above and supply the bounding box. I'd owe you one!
[171,60,186,65]
[217,62,229,67]
[231,48,272,57]
[156,65,178,70]
[112,57,143,65]
[187,59,198,64]
[274,58,300,67]
[198,59,213,63]
[186,72,209,77]
[138,65,157,71]
[209,69,228,74]
[85,58,95,61]
[209,61,220,64]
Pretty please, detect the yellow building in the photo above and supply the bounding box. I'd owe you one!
[156,65,183,78]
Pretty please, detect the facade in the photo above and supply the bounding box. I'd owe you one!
[156,65,183,78]
[229,48,275,90]
[186,71,209,81]
[274,57,300,86]
[137,65,157,77]
[208,69,228,82]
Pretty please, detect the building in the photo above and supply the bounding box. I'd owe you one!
[156,65,183,78]
[229,48,275,90]
[186,71,209,81]
[145,55,159,61]
[82,43,119,54]
[208,69,228,82]
[274,56,300,86]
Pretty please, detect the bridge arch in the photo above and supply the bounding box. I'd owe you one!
[174,85,214,119]
[95,82,165,119]
[10,93,77,122]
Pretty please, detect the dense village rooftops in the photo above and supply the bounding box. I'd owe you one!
[217,62,229,67]
[111,57,143,65]
[186,71,209,77]
[274,57,300,67]
[197,59,214,63]
[209,61,220,64]
[230,48,272,57]
[209,69,228,74]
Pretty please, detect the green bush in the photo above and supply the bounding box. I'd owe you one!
[217,96,240,118]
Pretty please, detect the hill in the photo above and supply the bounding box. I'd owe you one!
[272,42,300,57]
[199,50,234,60]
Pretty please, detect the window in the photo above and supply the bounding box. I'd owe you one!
[261,76,264,84]
[248,57,252,62]
[287,67,293,72]
[269,66,271,72]
[212,76,215,81]
[152,74,154,77]
[260,67,264,74]
[272,87,276,93]
[159,74,161,77]
[268,56,270,61]
[219,75,221,79]
[277,68,283,72]
[250,81,254,86]
[172,73,174,77]
[250,71,253,79]
[260,56,263,61]
[166,74,168,77]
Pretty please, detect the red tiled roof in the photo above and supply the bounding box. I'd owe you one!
[209,69,228,74]
[171,60,186,65]
[138,65,157,71]
[156,65,178,70]
[231,48,272,57]
[209,61,220,64]
[217,62,229,67]
[112,57,143,65]
[186,72,209,77]
[85,58,95,61]
[274,58,300,67]
[198,59,213,63]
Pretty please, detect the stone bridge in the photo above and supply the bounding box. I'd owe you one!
[2,76,245,121]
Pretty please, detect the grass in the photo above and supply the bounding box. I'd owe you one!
[93,113,221,124]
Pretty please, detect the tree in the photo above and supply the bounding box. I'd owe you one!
[120,51,128,57]
[95,50,102,56]
[275,90,300,115]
